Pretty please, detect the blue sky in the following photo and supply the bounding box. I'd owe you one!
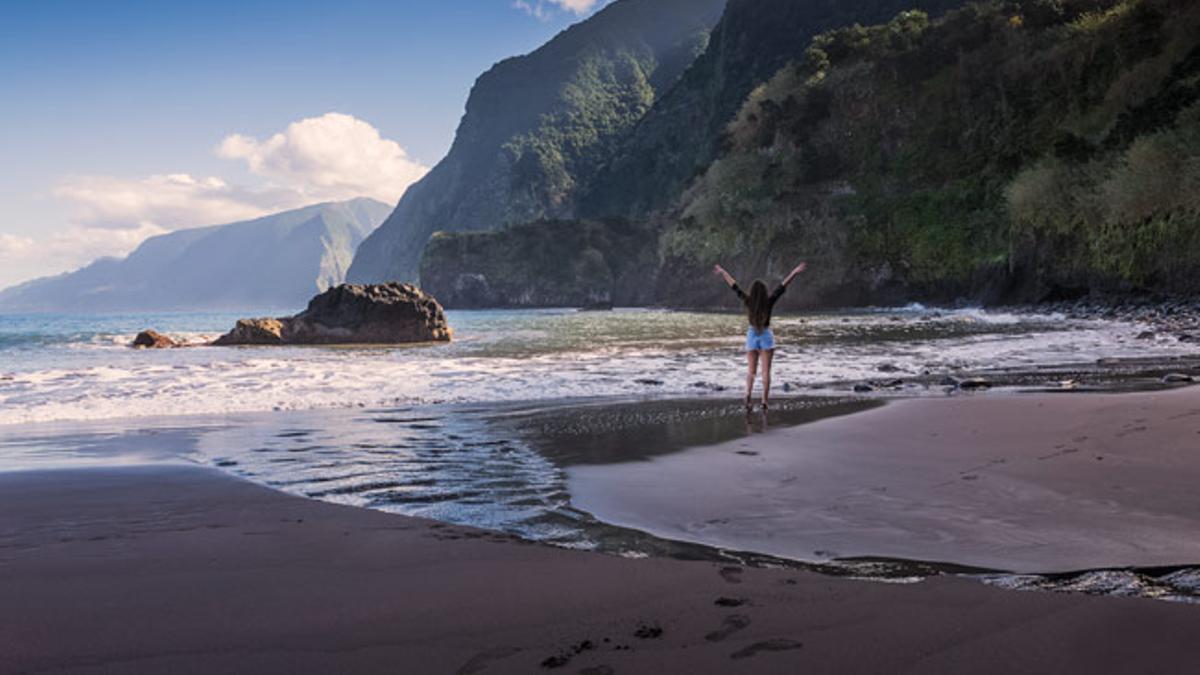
[0,0,609,288]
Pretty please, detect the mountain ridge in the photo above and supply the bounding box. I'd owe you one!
[0,197,392,313]
[347,0,726,285]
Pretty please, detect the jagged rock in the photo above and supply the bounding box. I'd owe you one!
[213,283,451,346]
[1162,373,1195,384]
[213,319,285,346]
[853,383,875,392]
[132,330,177,349]
[957,378,992,390]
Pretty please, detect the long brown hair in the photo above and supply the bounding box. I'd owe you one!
[746,279,771,331]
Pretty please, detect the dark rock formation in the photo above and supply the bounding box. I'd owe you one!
[131,330,178,349]
[214,283,451,346]
[418,218,659,308]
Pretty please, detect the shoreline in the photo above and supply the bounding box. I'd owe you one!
[4,385,1200,582]
[5,464,1200,674]
[568,386,1200,576]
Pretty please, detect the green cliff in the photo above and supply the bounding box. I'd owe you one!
[422,0,1200,309]
[348,0,725,285]
[663,0,1200,307]
[579,0,966,220]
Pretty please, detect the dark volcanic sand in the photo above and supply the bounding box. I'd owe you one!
[570,386,1200,573]
[3,466,1200,674]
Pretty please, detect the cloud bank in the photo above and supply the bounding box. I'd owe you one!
[3,113,428,287]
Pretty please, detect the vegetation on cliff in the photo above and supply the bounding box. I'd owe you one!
[664,0,1200,306]
[580,0,966,221]
[416,0,1200,308]
[348,0,724,285]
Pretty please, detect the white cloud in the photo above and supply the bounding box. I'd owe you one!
[217,112,428,205]
[0,113,427,288]
[0,234,35,258]
[54,173,290,231]
[513,0,602,19]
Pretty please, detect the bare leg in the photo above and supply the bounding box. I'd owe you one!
[745,350,759,408]
[759,349,774,408]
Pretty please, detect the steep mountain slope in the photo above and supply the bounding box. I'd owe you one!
[421,0,1200,308]
[663,0,1200,306]
[578,0,966,220]
[0,198,391,312]
[347,0,726,285]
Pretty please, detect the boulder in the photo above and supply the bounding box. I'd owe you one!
[213,319,285,346]
[132,330,177,349]
[213,283,451,346]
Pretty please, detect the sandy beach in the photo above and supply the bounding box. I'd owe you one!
[571,386,1200,573]
[3,388,1200,674]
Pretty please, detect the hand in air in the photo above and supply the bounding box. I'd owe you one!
[713,264,726,277]
[793,262,807,275]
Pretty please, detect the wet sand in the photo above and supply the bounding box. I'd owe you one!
[3,465,1200,674]
[571,386,1200,573]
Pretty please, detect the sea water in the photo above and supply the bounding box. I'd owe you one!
[0,306,1190,426]
[3,306,1200,598]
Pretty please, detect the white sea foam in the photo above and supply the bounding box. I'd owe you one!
[0,308,1193,425]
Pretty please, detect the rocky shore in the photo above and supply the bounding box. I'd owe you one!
[211,283,451,346]
[1011,299,1200,342]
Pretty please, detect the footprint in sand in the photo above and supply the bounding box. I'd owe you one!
[730,638,803,660]
[1038,447,1079,461]
[714,597,747,607]
[456,646,522,674]
[578,667,614,675]
[634,624,664,639]
[718,566,744,584]
[706,614,752,642]
[1115,426,1147,438]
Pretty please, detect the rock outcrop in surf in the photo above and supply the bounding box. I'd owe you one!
[213,283,451,346]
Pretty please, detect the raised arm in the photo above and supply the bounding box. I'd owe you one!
[781,262,807,288]
[713,264,738,288]
[714,264,747,301]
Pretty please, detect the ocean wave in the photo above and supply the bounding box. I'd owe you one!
[0,308,1194,425]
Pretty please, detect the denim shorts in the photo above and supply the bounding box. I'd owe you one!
[745,327,776,352]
